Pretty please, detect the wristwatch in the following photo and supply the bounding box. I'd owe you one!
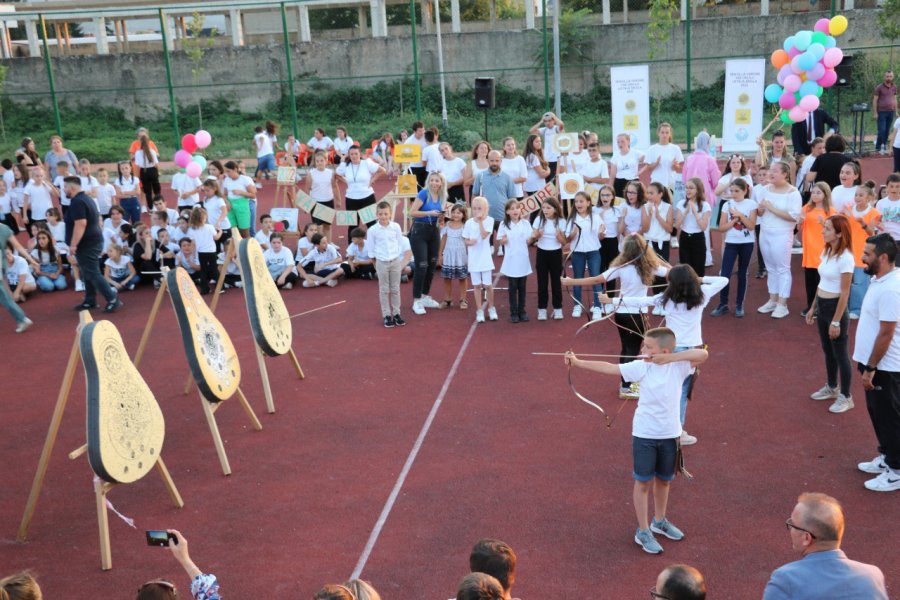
[863,364,877,373]
[830,321,841,327]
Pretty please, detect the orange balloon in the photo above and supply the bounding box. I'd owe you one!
[771,49,790,69]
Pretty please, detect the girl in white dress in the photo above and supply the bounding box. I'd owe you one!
[437,204,468,308]
[497,199,533,322]
[303,151,341,239]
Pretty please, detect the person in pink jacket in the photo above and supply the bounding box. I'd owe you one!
[682,131,721,267]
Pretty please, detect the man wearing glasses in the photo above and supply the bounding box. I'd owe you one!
[650,564,706,600]
[762,493,886,599]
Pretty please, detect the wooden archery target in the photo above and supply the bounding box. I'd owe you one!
[552,132,578,155]
[81,320,165,484]
[238,237,292,357]
[167,267,241,403]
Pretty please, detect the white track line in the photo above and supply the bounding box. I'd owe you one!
[351,274,500,579]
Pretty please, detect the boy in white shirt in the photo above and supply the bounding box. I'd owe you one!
[421,129,442,175]
[171,170,202,209]
[342,227,376,280]
[299,232,344,287]
[642,123,684,188]
[254,214,274,250]
[876,173,900,242]
[23,167,58,226]
[176,238,204,288]
[171,216,192,247]
[566,328,708,555]
[150,211,177,242]
[5,247,37,302]
[366,200,406,327]
[751,165,770,278]
[152,196,180,225]
[95,168,116,218]
[53,161,72,216]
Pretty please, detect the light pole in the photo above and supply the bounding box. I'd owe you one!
[434,0,448,127]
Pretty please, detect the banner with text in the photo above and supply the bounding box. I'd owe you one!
[721,59,766,153]
[610,65,651,152]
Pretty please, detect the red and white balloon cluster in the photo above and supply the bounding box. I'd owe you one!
[764,15,849,125]
[173,130,212,178]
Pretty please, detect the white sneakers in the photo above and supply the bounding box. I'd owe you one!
[476,309,485,323]
[537,309,548,321]
[591,306,603,321]
[810,385,839,400]
[858,454,887,474]
[552,309,563,320]
[572,305,583,318]
[679,431,697,446]
[758,300,777,313]
[488,307,498,321]
[828,394,854,414]
[74,279,85,292]
[420,295,442,309]
[15,318,33,333]
[412,300,426,315]
[476,307,498,323]
[771,304,789,319]
[857,454,900,492]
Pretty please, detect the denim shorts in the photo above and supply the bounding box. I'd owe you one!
[632,436,677,482]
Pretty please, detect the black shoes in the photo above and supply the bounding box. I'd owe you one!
[384,316,395,328]
[104,297,124,313]
[393,314,406,327]
[73,302,98,311]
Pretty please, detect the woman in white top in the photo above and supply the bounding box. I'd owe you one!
[306,128,333,164]
[608,133,644,198]
[830,161,861,213]
[336,146,384,229]
[438,142,466,205]
[333,127,354,164]
[500,137,527,200]
[756,161,803,318]
[675,177,712,277]
[641,182,674,262]
[133,135,160,211]
[565,191,605,319]
[221,160,256,237]
[710,179,757,317]
[304,150,341,239]
[805,214,855,414]
[463,140,491,202]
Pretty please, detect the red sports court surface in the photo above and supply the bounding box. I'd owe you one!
[0,155,897,598]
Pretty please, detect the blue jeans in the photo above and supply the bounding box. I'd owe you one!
[571,250,602,308]
[675,345,693,426]
[718,242,754,308]
[36,263,67,291]
[0,266,27,325]
[120,196,141,224]
[112,273,141,289]
[76,239,117,305]
[876,111,895,151]
[249,198,258,236]
[849,266,869,315]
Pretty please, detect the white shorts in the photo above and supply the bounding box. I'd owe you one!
[470,270,493,286]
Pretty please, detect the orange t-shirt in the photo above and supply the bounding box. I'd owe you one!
[846,206,881,267]
[801,206,834,268]
[128,140,159,156]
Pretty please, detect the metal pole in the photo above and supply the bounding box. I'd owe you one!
[684,3,692,152]
[542,0,550,111]
[826,0,836,115]
[158,9,180,143]
[409,0,422,120]
[280,3,299,137]
[552,0,561,116]
[434,0,448,127]
[38,16,62,137]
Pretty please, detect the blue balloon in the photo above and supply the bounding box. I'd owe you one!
[808,43,826,60]
[799,81,821,97]
[783,36,796,52]
[795,30,813,51]
[798,51,817,71]
[824,35,837,49]
[765,83,784,104]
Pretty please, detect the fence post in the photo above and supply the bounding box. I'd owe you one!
[158,9,180,144]
[280,3,299,137]
[38,16,62,137]
[684,5,692,152]
[542,0,550,111]
[409,0,422,119]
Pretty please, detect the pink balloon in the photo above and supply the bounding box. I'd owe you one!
[783,75,802,93]
[807,62,826,81]
[174,150,192,168]
[185,162,202,178]
[181,133,198,154]
[790,55,805,74]
[814,18,831,33]
[779,91,797,110]
[819,69,838,88]
[798,94,820,112]
[789,107,808,123]
[823,47,843,68]
[788,47,801,59]
[195,130,212,149]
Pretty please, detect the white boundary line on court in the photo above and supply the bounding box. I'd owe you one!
[351,274,500,579]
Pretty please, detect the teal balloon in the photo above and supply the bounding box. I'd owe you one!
[811,31,827,45]
[780,111,794,124]
[795,30,813,51]
[783,36,796,52]
[808,43,826,60]
[765,83,784,103]
[191,154,207,171]
[816,86,824,97]
[797,52,817,70]
[824,35,837,49]
[799,81,821,97]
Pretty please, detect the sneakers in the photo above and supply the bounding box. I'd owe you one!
[383,315,395,328]
[634,528,663,554]
[679,431,698,446]
[828,394,854,413]
[283,282,293,290]
[619,386,639,400]
[234,281,243,288]
[509,313,520,324]
[758,300,777,314]
[302,280,318,288]
[393,314,406,327]
[518,312,530,322]
[537,309,548,321]
[591,306,602,321]
[735,306,745,318]
[710,305,729,317]
[771,304,789,319]
[73,301,97,311]
[650,517,685,541]
[326,280,338,287]
[572,304,583,318]
[412,300,426,315]
[74,279,85,292]
[552,309,563,320]
[858,454,887,474]
[810,385,839,400]
[476,309,485,323]
[421,295,441,309]
[487,307,498,321]
[755,270,767,279]
[104,297,123,313]
[15,318,33,333]
[864,469,900,492]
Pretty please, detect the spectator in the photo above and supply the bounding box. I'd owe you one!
[43,135,78,181]
[15,137,42,168]
[529,111,564,181]
[808,135,851,192]
[137,529,220,600]
[642,122,684,189]
[872,71,896,155]
[763,492,887,599]
[791,108,839,158]
[469,539,519,600]
[653,564,706,600]
[0,571,42,600]
[456,573,504,600]
[0,222,37,332]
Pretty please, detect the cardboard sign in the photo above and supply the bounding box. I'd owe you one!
[270,207,299,232]
[518,183,556,215]
[558,173,584,200]
[295,190,317,213]
[397,174,418,195]
[393,144,421,163]
[357,203,378,224]
[312,203,335,224]
[552,132,579,155]
[276,166,296,185]
[336,210,358,227]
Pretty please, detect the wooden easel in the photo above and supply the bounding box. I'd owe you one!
[200,386,262,476]
[274,165,298,209]
[17,312,183,570]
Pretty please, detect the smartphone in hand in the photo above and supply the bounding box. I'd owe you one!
[146,530,178,547]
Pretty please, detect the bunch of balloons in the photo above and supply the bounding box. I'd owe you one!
[173,130,212,178]
[763,15,849,124]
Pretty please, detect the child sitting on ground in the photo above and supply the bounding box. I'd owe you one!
[5,247,36,302]
[255,213,274,250]
[104,243,140,291]
[218,248,243,289]
[31,228,67,292]
[297,222,317,261]
[151,210,176,241]
[176,238,203,289]
[156,228,177,270]
[341,227,376,280]
[103,205,126,233]
[45,206,82,291]
[153,195,180,226]
[172,215,191,246]
[263,232,299,289]
[299,233,344,287]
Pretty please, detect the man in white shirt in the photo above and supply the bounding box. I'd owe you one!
[421,128,442,176]
[408,121,428,190]
[642,123,684,189]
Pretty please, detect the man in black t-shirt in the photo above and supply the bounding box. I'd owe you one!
[64,177,121,313]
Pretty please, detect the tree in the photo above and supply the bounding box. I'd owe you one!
[531,8,594,66]
[182,12,216,127]
[646,0,678,60]
[876,0,900,66]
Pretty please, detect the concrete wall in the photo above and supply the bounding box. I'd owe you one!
[0,10,885,120]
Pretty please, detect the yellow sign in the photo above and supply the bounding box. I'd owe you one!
[624,115,639,130]
[734,109,751,125]
[397,174,418,195]
[393,144,421,163]
[552,132,579,155]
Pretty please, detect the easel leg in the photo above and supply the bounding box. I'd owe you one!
[201,397,232,476]
[155,457,184,508]
[133,277,168,369]
[256,345,275,414]
[95,480,113,570]
[236,387,263,431]
[17,332,81,542]
[287,348,305,380]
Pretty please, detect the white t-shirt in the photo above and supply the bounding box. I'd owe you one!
[171,227,191,246]
[95,183,116,215]
[524,154,547,193]
[255,132,274,158]
[0,193,11,216]
[579,158,609,194]
[337,159,379,199]
[645,143,684,188]
[222,175,255,200]
[875,198,900,241]
[676,200,711,234]
[24,181,54,218]
[596,205,622,239]
[623,204,643,235]
[620,359,691,439]
[300,243,342,271]
[115,176,140,196]
[533,216,565,250]
[190,224,218,253]
[603,264,669,314]
[498,219,533,278]
[717,173,754,202]
[333,136,354,156]
[79,175,99,198]
[47,221,67,253]
[652,277,728,346]
[6,255,35,286]
[893,118,900,149]
[609,149,643,181]
[177,250,199,273]
[104,254,132,280]
[539,125,561,162]
[203,196,232,229]
[501,156,527,197]
[817,250,855,294]
[853,268,900,371]
[307,136,333,152]
[759,187,802,233]
[2,169,14,191]
[134,149,159,169]
[308,168,335,201]
[796,154,817,190]
[831,185,857,214]
[643,202,673,243]
[439,157,466,186]
[254,229,272,249]
[422,144,442,173]
[408,133,427,168]
[566,212,603,253]
[366,221,404,261]
[297,237,315,259]
[721,199,758,244]
[172,173,202,207]
[53,175,70,207]
[263,246,296,278]
[463,217,495,272]
[347,241,373,262]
